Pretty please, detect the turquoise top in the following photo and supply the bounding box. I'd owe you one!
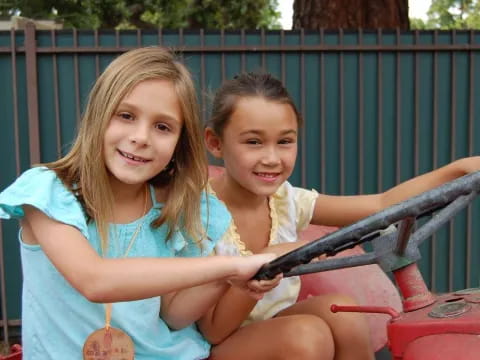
[0,167,231,360]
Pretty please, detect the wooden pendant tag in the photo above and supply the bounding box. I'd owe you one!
[83,327,134,360]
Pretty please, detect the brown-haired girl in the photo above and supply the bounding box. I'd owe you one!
[202,72,480,360]
[0,49,274,360]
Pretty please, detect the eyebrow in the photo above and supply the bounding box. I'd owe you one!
[239,129,297,136]
[117,101,181,124]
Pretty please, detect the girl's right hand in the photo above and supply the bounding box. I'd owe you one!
[229,253,276,281]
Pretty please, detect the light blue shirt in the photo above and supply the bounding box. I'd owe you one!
[0,167,231,360]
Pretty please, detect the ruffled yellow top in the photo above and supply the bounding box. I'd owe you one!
[210,181,319,325]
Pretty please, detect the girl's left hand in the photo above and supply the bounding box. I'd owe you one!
[245,273,283,300]
[229,273,283,300]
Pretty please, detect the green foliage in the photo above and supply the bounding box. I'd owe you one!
[409,17,428,29]
[411,0,480,29]
[0,0,281,29]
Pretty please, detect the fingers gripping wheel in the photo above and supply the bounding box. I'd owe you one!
[253,171,480,280]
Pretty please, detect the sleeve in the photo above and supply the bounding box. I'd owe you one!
[175,191,232,257]
[291,184,319,232]
[0,167,89,238]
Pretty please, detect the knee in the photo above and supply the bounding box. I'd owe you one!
[276,315,335,360]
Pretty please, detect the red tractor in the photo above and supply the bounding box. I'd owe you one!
[2,170,479,359]
[255,170,480,360]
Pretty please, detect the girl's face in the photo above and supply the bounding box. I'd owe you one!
[212,96,298,197]
[103,79,183,187]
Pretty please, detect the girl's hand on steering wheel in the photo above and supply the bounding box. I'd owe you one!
[231,273,283,300]
[228,253,276,282]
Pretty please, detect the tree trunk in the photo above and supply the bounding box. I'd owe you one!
[292,0,409,30]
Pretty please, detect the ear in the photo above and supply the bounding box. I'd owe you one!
[205,127,223,158]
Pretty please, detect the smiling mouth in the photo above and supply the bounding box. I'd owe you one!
[254,172,280,179]
[118,150,150,163]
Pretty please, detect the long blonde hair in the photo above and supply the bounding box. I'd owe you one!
[46,47,207,249]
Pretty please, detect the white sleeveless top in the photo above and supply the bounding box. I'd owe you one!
[211,181,318,325]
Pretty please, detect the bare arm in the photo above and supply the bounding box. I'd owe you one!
[311,156,480,227]
[197,284,259,344]
[160,280,228,330]
[21,205,274,303]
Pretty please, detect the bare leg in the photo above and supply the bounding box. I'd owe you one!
[210,314,335,360]
[276,294,374,360]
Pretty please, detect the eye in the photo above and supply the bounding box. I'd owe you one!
[246,139,261,145]
[155,123,171,132]
[279,137,296,145]
[118,112,134,121]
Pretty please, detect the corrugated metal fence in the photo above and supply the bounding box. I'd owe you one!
[1,23,480,341]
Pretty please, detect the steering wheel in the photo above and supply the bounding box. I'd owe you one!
[254,171,480,280]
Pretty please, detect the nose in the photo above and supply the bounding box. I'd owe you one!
[129,121,149,146]
[261,146,281,166]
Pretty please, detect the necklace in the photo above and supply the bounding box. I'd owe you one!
[83,185,149,360]
[111,186,149,259]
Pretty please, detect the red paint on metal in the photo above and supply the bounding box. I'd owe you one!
[394,263,435,312]
[387,293,480,359]
[402,334,480,360]
[331,304,400,319]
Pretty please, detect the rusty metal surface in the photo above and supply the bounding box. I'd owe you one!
[24,22,40,164]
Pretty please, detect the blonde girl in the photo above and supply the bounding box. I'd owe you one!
[201,72,480,360]
[0,49,273,360]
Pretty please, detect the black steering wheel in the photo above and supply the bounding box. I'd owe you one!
[253,171,480,280]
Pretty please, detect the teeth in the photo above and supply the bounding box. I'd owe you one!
[120,151,147,162]
[257,172,277,178]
